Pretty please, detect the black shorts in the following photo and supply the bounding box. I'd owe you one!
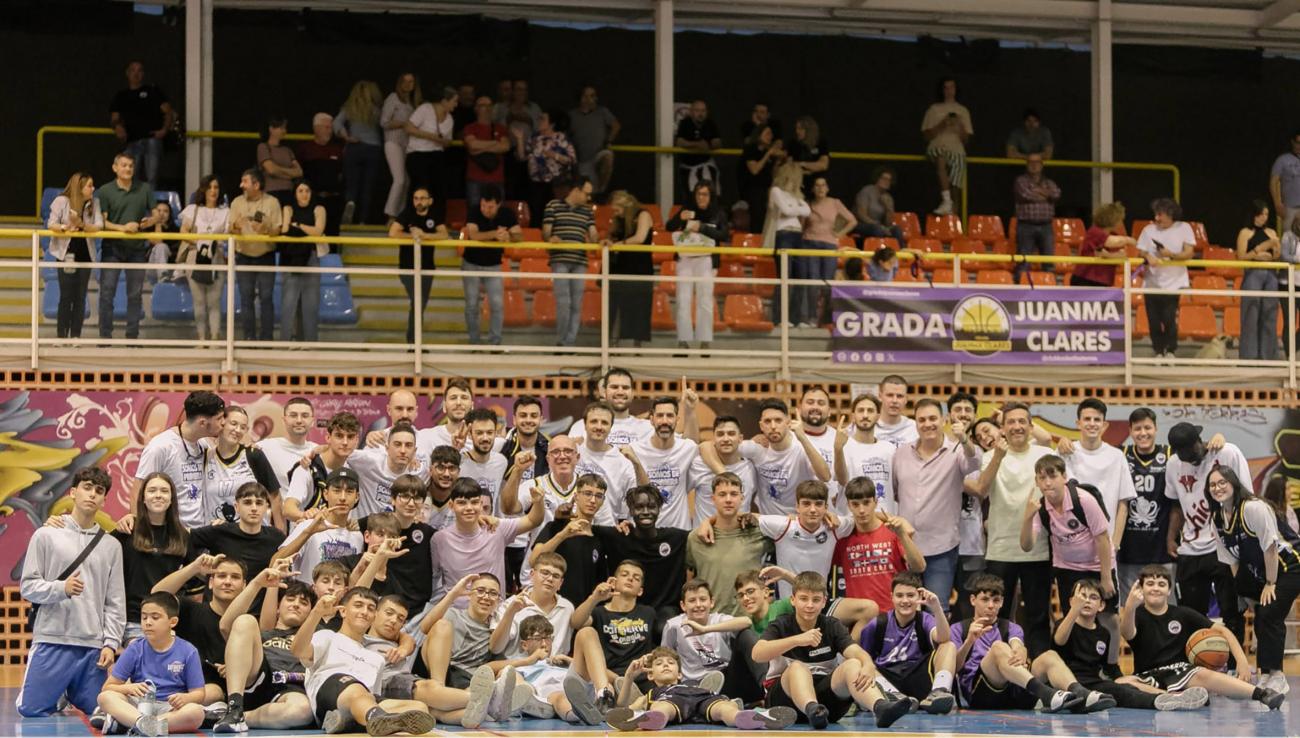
[1133,662,1201,692]
[765,672,853,724]
[245,661,306,711]
[649,686,729,725]
[877,653,937,700]
[313,673,363,725]
[201,661,223,686]
[964,673,1038,710]
[1054,567,1120,612]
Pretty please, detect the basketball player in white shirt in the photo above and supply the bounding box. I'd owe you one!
[629,397,699,530]
[348,422,430,518]
[256,397,317,492]
[574,401,645,521]
[874,374,919,447]
[687,415,757,522]
[834,393,897,515]
[700,399,830,516]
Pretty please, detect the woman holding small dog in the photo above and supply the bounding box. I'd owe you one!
[1236,200,1280,360]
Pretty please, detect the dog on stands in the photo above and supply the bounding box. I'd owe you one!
[1196,334,1232,360]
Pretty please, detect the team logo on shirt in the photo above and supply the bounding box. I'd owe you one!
[815,531,828,544]
[168,660,185,678]
[1095,641,1107,655]
[1066,518,1080,530]
[808,646,830,657]
[1168,620,1182,635]
[592,549,600,563]
[659,542,671,557]
[411,529,424,544]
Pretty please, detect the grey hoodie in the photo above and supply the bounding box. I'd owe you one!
[20,516,125,650]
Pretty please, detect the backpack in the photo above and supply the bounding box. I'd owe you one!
[869,612,933,658]
[1038,479,1109,539]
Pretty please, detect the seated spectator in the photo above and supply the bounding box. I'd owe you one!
[405,86,457,219]
[144,201,178,282]
[740,101,783,143]
[297,113,346,242]
[801,176,856,327]
[767,162,810,325]
[852,167,906,247]
[921,78,972,216]
[1006,108,1054,160]
[460,185,523,346]
[867,246,898,282]
[388,188,447,345]
[1071,202,1133,288]
[381,73,420,223]
[542,178,598,347]
[256,116,302,207]
[605,190,656,348]
[280,179,327,343]
[110,61,173,189]
[516,109,577,234]
[229,168,282,342]
[1136,198,1195,359]
[1012,154,1060,283]
[334,81,384,225]
[46,171,102,340]
[738,123,785,235]
[674,100,722,202]
[666,182,730,351]
[787,116,830,193]
[463,96,510,209]
[179,175,228,343]
[569,86,621,197]
[1237,199,1281,360]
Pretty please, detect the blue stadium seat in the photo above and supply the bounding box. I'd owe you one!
[320,284,357,325]
[318,252,346,285]
[150,281,193,321]
[40,274,94,321]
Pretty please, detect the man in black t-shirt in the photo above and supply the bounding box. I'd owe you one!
[1120,565,1283,709]
[753,571,911,730]
[152,554,248,703]
[189,483,287,587]
[460,184,522,346]
[592,485,688,623]
[387,188,448,344]
[1118,408,1177,599]
[109,61,173,187]
[673,100,722,201]
[357,478,437,621]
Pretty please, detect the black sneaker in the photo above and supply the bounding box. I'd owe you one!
[596,686,618,715]
[1259,688,1286,710]
[213,704,247,733]
[805,702,830,730]
[1072,690,1116,714]
[920,688,955,715]
[202,701,228,727]
[874,697,911,729]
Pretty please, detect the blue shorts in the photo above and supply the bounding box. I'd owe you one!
[17,642,107,717]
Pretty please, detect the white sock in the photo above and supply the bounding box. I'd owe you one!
[941,190,952,203]
[933,670,954,692]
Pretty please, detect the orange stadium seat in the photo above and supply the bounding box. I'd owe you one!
[1190,274,1232,309]
[1133,305,1150,339]
[1202,246,1238,279]
[731,232,764,265]
[651,229,675,263]
[643,204,666,230]
[862,237,900,255]
[651,291,675,330]
[1053,217,1086,247]
[1028,271,1058,287]
[1189,221,1211,250]
[508,228,544,261]
[952,239,990,273]
[581,290,603,328]
[724,294,774,332]
[501,288,531,327]
[516,258,551,292]
[532,290,556,327]
[656,259,677,295]
[932,268,958,284]
[908,238,946,271]
[585,258,601,290]
[753,258,777,298]
[976,270,1014,286]
[967,215,1006,243]
[1179,304,1218,340]
[1131,219,1152,239]
[716,260,749,295]
[926,213,964,243]
[594,204,614,236]
[893,212,922,241]
[1053,243,1075,275]
[1223,305,1241,339]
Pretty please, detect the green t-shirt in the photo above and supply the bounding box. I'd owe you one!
[751,597,794,633]
[96,180,155,251]
[686,526,772,616]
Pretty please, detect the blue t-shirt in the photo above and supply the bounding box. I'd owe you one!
[111,635,204,699]
[950,619,1026,697]
[860,611,936,668]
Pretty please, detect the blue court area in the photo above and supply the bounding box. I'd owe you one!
[1,683,1295,738]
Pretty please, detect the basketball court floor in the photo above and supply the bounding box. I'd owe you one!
[1,681,1294,737]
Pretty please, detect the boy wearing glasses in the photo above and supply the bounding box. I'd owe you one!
[491,552,576,657]
[529,474,613,604]
[357,475,438,621]
[503,614,602,723]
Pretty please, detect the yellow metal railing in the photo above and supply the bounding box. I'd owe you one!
[31,125,1181,225]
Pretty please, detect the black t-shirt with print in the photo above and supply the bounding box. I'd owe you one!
[759,613,853,675]
[394,208,438,271]
[1130,604,1212,673]
[591,603,658,672]
[593,527,688,613]
[535,518,606,605]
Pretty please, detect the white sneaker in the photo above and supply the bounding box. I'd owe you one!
[1154,686,1209,710]
[697,670,724,694]
[1266,672,1290,695]
[933,200,953,216]
[462,665,495,728]
[487,665,518,721]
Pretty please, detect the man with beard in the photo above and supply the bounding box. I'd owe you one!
[459,408,509,509]
[688,416,757,523]
[256,398,318,509]
[700,399,829,516]
[422,378,476,451]
[347,422,430,519]
[969,403,1052,654]
[629,397,700,530]
[573,402,645,522]
[834,394,897,515]
[875,375,919,447]
[795,386,841,509]
[425,445,462,531]
[500,395,549,481]
[569,368,653,446]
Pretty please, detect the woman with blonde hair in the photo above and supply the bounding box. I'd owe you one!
[46,171,102,339]
[1071,202,1135,288]
[335,80,384,224]
[765,160,810,325]
[605,190,656,346]
[381,72,422,222]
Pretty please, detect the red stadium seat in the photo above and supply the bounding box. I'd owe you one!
[1189,221,1211,250]
[444,199,468,230]
[925,214,964,243]
[862,237,900,255]
[723,294,774,332]
[967,215,1006,244]
[1202,246,1238,279]
[892,212,922,241]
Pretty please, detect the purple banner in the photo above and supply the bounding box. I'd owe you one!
[831,285,1126,365]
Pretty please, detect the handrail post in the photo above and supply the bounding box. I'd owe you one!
[952,254,962,383]
[412,235,422,374]
[224,237,236,372]
[1289,265,1296,389]
[35,128,46,218]
[30,231,40,369]
[600,248,610,373]
[779,250,790,381]
[1123,259,1133,386]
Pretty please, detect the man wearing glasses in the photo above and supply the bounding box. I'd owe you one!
[529,474,614,604]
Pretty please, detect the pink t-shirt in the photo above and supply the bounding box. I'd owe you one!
[433,517,521,606]
[1031,489,1111,572]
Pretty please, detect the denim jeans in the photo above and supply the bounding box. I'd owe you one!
[281,254,320,342]
[551,261,586,346]
[1015,220,1054,282]
[791,239,837,326]
[124,136,162,188]
[922,545,960,613]
[235,252,276,341]
[462,261,504,344]
[1240,269,1278,360]
[98,243,148,339]
[343,143,382,223]
[851,221,907,248]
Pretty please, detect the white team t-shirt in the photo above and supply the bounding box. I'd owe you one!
[1165,443,1253,556]
[661,613,734,682]
[569,416,654,447]
[688,456,757,522]
[801,428,842,513]
[136,428,208,529]
[983,445,1052,562]
[460,452,509,510]
[629,438,699,530]
[839,437,897,516]
[758,514,854,597]
[280,523,365,583]
[305,629,383,715]
[346,446,430,519]
[256,437,315,493]
[739,439,819,516]
[575,445,636,520]
[1064,442,1138,536]
[875,417,919,447]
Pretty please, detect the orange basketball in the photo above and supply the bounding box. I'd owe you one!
[1185,627,1230,669]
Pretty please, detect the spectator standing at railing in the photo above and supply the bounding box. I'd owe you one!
[666,182,729,351]
[388,188,446,345]
[1070,202,1134,288]
[449,82,477,201]
[460,185,522,347]
[109,61,174,189]
[47,171,102,340]
[496,79,544,202]
[765,161,810,326]
[280,179,327,343]
[229,168,282,342]
[740,101,783,143]
[738,123,784,235]
[463,96,510,209]
[97,152,157,342]
[517,110,578,236]
[1281,217,1300,353]
[1012,154,1061,284]
[333,81,384,225]
[920,77,972,217]
[405,86,457,221]
[801,176,856,328]
[1236,200,1281,361]
[1269,130,1300,233]
[605,190,656,348]
[787,116,830,194]
[675,100,723,202]
[297,113,346,244]
[381,73,421,224]
[569,86,621,198]
[256,116,302,207]
[1005,109,1054,160]
[1135,198,1195,360]
[542,177,598,347]
[178,174,228,343]
[852,167,907,248]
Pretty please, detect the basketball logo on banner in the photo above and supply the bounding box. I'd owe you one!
[951,295,1012,356]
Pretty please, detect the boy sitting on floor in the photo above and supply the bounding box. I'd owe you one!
[858,571,957,714]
